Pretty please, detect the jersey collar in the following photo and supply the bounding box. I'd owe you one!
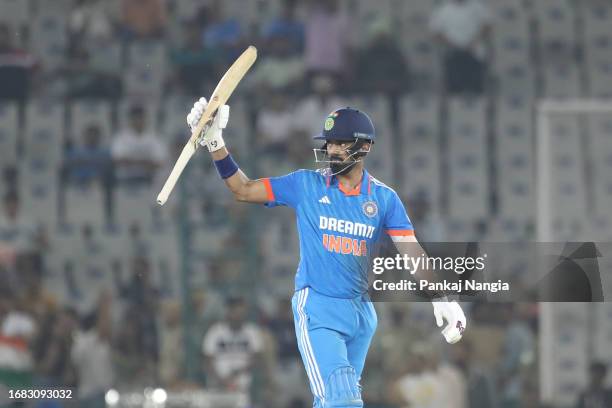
[326,169,371,196]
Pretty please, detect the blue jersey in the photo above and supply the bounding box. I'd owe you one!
[263,168,414,298]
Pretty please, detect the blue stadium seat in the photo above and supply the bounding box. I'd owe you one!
[0,102,18,168]
[448,97,489,221]
[398,95,441,217]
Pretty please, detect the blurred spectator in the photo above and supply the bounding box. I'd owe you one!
[390,342,447,408]
[71,290,114,408]
[170,20,223,96]
[18,252,56,320]
[203,296,263,394]
[0,292,37,389]
[261,0,304,54]
[575,362,612,408]
[499,304,535,408]
[0,192,45,252]
[63,123,113,187]
[200,0,244,62]
[62,44,122,99]
[69,0,115,47]
[447,339,497,408]
[111,105,166,186]
[409,193,446,242]
[32,307,78,388]
[119,0,167,40]
[248,30,305,92]
[255,90,296,155]
[120,256,160,360]
[0,23,37,102]
[267,297,305,407]
[304,0,351,82]
[114,306,157,387]
[293,73,348,152]
[267,298,299,365]
[159,300,184,387]
[353,16,411,95]
[429,0,492,95]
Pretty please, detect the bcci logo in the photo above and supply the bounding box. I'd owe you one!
[324,111,339,131]
[362,201,378,218]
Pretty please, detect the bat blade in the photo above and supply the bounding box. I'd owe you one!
[156,46,257,206]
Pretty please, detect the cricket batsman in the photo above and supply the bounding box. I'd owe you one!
[187,99,467,407]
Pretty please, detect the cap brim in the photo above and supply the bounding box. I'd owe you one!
[313,133,326,140]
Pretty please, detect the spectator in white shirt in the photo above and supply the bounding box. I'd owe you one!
[202,296,263,395]
[429,0,492,94]
[111,105,166,186]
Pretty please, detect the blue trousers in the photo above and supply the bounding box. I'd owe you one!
[292,287,377,407]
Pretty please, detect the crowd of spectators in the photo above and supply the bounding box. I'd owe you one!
[0,0,494,104]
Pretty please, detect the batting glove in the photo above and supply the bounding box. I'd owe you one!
[186,97,230,152]
[432,299,467,344]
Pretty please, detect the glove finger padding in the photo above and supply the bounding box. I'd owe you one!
[216,105,230,129]
[187,97,208,130]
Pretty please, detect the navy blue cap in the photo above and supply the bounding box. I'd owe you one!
[313,107,375,142]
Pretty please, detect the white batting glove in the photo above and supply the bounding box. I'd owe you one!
[432,299,467,344]
[186,97,230,152]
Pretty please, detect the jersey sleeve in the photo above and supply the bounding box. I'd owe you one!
[384,191,415,242]
[262,170,306,209]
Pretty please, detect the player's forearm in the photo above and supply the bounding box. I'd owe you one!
[209,147,261,202]
[394,240,447,300]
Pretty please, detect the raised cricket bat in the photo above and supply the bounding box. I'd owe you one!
[156,46,257,205]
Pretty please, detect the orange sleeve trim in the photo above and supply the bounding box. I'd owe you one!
[385,229,415,236]
[262,178,275,201]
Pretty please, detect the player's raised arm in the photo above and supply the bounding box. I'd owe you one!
[187,98,271,204]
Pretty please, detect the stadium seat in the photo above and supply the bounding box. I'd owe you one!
[495,62,536,98]
[398,95,441,216]
[586,113,612,217]
[547,115,587,220]
[587,60,612,98]
[593,304,612,362]
[492,34,531,73]
[70,100,113,143]
[18,161,59,227]
[495,95,534,221]
[113,185,156,227]
[63,183,106,227]
[448,97,489,221]
[582,0,612,63]
[117,99,160,131]
[127,41,167,71]
[24,101,65,162]
[30,11,68,71]
[222,99,250,157]
[397,0,437,27]
[489,0,530,38]
[533,0,576,55]
[88,42,123,76]
[542,62,582,99]
[400,27,439,89]
[222,0,281,26]
[0,102,18,167]
[0,0,29,26]
[123,66,165,98]
[162,96,193,142]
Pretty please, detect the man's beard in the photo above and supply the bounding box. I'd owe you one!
[329,155,357,175]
